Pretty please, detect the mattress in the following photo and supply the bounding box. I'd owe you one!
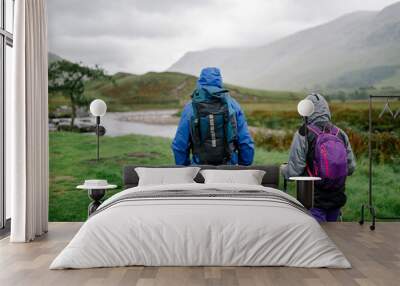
[50,183,350,269]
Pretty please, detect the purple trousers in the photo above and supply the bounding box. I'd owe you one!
[310,208,341,222]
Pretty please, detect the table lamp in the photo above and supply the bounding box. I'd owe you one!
[283,99,315,192]
[90,99,107,161]
[284,100,316,208]
[297,99,315,148]
[297,99,315,118]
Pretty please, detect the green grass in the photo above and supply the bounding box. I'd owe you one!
[50,132,400,222]
[49,132,174,221]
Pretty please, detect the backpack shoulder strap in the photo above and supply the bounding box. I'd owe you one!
[190,99,201,146]
[191,88,206,101]
[307,124,322,136]
[321,123,340,137]
[329,125,346,145]
[330,125,340,137]
[191,89,198,99]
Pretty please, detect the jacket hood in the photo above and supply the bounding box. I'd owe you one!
[306,93,331,123]
[197,67,223,89]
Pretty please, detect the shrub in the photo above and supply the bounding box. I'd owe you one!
[253,127,400,163]
[247,106,400,135]
[252,128,293,151]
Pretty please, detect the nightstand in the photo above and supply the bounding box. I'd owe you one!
[289,177,321,209]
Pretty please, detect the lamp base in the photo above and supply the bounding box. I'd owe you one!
[296,181,314,210]
[87,189,106,216]
[95,125,106,136]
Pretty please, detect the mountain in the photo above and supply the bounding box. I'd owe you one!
[169,2,400,91]
[48,52,63,64]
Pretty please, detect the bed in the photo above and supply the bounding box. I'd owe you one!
[50,165,350,269]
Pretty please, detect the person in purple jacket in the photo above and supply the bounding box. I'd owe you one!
[171,67,254,166]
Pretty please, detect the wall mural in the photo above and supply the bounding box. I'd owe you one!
[47,0,400,222]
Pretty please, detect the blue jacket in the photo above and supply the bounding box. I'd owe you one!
[171,67,255,166]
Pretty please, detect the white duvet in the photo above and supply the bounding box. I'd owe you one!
[50,183,351,269]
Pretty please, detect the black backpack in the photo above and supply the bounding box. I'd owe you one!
[190,88,237,165]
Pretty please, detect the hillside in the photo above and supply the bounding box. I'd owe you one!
[84,72,196,111]
[169,2,400,91]
[48,54,302,113]
[84,72,302,111]
[48,52,63,64]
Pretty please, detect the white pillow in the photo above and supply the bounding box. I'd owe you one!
[200,169,266,185]
[135,167,201,186]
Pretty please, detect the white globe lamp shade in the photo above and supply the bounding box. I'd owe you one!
[90,99,107,117]
[297,99,314,117]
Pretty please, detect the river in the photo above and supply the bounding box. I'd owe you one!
[100,110,179,138]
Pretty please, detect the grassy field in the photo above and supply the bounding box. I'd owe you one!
[50,132,400,222]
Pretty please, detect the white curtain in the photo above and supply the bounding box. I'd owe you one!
[8,0,49,242]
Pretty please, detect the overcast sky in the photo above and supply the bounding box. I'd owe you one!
[48,0,399,74]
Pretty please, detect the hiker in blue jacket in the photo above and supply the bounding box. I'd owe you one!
[281,93,356,222]
[172,67,254,166]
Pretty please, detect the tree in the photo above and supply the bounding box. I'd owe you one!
[48,60,112,127]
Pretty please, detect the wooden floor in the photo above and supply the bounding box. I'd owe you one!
[0,222,399,286]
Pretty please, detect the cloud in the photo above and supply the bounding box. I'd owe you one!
[48,0,400,74]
